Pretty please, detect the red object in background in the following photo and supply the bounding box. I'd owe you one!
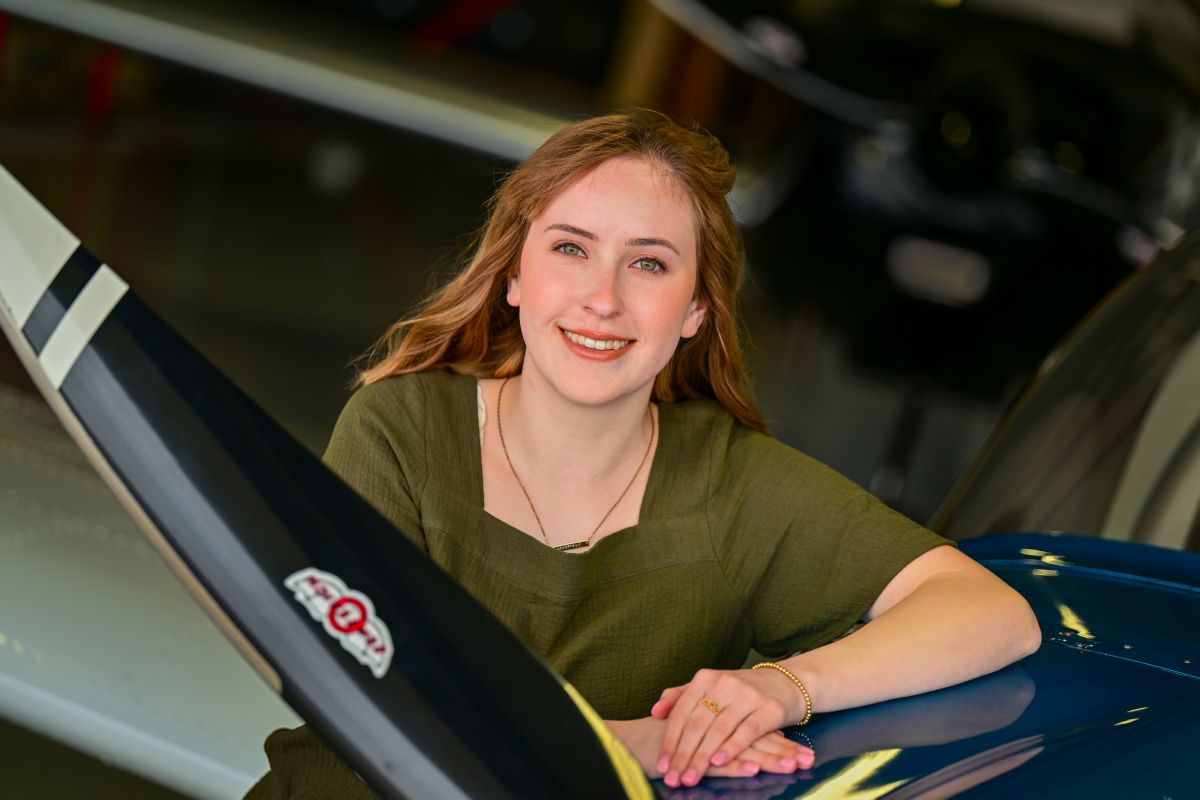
[84,45,121,130]
[410,0,523,56]
[0,12,9,84]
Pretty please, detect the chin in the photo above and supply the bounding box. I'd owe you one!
[532,365,651,408]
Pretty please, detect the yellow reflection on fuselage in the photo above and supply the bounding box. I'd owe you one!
[1056,603,1095,640]
[794,749,909,800]
[1019,548,1069,567]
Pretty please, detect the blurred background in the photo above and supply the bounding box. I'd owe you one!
[0,0,1197,796]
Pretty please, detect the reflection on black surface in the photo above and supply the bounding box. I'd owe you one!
[803,663,1035,764]
[657,665,1035,800]
[886,735,1043,800]
[658,771,804,800]
[934,231,1200,549]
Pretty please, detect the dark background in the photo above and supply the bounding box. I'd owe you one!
[1,0,1196,795]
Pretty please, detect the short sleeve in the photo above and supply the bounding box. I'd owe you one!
[713,431,952,658]
[323,377,429,554]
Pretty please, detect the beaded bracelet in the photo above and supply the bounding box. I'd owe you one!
[752,661,813,726]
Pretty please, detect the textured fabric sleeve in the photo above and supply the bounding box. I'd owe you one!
[714,429,953,658]
[323,377,429,554]
[243,725,380,800]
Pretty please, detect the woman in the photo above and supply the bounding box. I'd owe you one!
[251,110,1040,795]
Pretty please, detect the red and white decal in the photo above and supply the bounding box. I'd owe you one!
[285,568,394,678]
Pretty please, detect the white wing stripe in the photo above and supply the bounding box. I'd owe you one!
[39,265,128,389]
[0,166,79,328]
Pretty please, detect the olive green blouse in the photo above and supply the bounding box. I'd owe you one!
[246,371,950,798]
[321,371,949,720]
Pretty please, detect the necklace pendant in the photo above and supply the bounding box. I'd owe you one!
[553,540,590,552]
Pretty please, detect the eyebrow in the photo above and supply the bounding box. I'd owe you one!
[544,223,680,255]
[545,223,596,240]
[627,237,680,255]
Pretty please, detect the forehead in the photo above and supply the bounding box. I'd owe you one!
[535,158,697,247]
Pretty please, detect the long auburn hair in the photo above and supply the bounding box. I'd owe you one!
[357,109,766,432]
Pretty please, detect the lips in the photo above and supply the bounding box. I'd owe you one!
[561,329,632,351]
[559,327,635,360]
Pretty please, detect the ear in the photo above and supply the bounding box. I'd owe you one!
[680,298,707,339]
[506,274,521,307]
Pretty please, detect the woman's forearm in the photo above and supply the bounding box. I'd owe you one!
[776,570,1041,717]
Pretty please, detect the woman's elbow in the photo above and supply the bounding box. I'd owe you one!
[1006,588,1043,661]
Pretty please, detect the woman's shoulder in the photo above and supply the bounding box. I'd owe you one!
[662,397,816,479]
[340,370,474,422]
[326,370,476,478]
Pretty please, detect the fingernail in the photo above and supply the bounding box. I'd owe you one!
[665,770,679,787]
[800,753,815,768]
[742,762,760,775]
[682,769,698,786]
[657,757,669,773]
[710,751,727,766]
[780,758,797,770]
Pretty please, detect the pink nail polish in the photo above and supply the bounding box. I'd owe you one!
[710,752,727,766]
[780,758,796,770]
[682,769,698,786]
[657,757,669,773]
[742,762,759,775]
[665,770,679,787]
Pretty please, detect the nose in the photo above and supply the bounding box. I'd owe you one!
[582,265,622,318]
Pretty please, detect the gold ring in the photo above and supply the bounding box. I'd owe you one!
[701,698,722,715]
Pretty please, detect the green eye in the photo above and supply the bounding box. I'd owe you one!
[557,242,583,256]
[635,258,665,273]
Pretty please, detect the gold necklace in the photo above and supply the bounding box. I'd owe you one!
[495,376,655,552]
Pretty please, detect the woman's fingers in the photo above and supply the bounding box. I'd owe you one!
[765,733,815,771]
[682,704,777,782]
[665,696,737,785]
[681,681,790,782]
[732,731,811,763]
[745,731,796,755]
[670,736,813,792]
[657,671,717,775]
[742,738,815,773]
[707,757,762,778]
[657,669,811,787]
[707,709,808,771]
[651,685,685,720]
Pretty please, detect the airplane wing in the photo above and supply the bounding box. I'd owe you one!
[0,164,652,800]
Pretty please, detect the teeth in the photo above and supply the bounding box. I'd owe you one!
[564,330,631,351]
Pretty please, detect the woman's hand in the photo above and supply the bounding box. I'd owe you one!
[650,668,813,788]
[607,717,810,783]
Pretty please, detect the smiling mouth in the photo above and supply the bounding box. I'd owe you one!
[561,329,633,351]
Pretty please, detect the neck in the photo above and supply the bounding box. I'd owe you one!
[500,373,653,482]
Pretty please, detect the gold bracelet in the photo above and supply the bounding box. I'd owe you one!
[752,661,813,726]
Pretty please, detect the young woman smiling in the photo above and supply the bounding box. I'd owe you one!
[248,110,1040,797]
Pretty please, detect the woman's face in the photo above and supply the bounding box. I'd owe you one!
[508,156,706,408]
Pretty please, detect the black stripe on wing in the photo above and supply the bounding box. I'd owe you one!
[23,245,101,354]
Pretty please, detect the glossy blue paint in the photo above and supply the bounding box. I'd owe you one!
[667,532,1200,799]
[962,532,1200,590]
[967,533,1200,681]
